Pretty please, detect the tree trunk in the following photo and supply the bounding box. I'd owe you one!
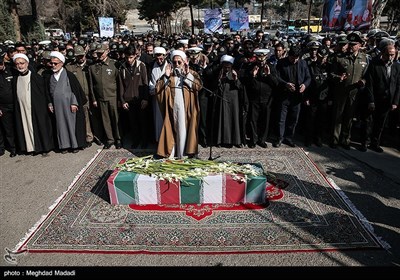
[189,4,195,34]
[372,0,388,29]
[10,0,21,41]
[307,0,312,34]
[31,0,37,21]
[260,0,264,29]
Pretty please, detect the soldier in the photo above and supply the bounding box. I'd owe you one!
[66,45,102,148]
[88,43,121,149]
[329,32,369,149]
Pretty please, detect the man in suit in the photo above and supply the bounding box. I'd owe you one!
[273,46,311,147]
[360,43,399,152]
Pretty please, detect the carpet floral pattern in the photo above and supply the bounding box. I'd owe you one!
[17,148,380,253]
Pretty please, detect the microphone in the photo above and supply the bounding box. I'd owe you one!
[173,68,181,77]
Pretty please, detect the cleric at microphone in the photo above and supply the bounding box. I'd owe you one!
[154,50,203,159]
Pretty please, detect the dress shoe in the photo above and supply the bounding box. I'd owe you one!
[9,151,17,157]
[61,149,68,154]
[330,143,338,149]
[273,140,282,148]
[86,142,92,148]
[248,143,256,148]
[41,152,49,157]
[283,139,296,147]
[115,142,122,149]
[368,144,383,153]
[69,149,79,153]
[358,144,367,152]
[103,143,112,149]
[257,141,268,148]
[93,138,102,146]
[342,143,351,150]
[0,149,5,156]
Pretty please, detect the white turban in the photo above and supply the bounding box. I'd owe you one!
[220,54,234,64]
[50,51,65,64]
[12,53,29,62]
[170,50,187,61]
[154,47,166,55]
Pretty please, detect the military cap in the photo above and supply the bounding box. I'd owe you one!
[89,42,98,51]
[204,36,213,46]
[307,40,322,49]
[367,29,380,38]
[109,42,118,51]
[347,32,364,44]
[41,50,51,60]
[217,46,227,56]
[0,52,5,63]
[65,49,75,60]
[117,44,125,52]
[74,45,85,56]
[317,46,329,57]
[58,43,66,50]
[160,41,169,49]
[336,35,348,44]
[374,31,390,40]
[95,43,108,53]
[187,47,202,54]
[78,38,87,47]
[253,48,270,56]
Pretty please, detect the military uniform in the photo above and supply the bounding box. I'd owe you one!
[88,52,121,148]
[330,32,369,148]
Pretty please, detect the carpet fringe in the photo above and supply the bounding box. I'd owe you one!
[14,149,104,252]
[327,177,391,250]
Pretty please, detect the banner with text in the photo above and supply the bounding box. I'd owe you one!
[230,8,249,32]
[322,0,372,31]
[99,17,114,38]
[204,8,223,34]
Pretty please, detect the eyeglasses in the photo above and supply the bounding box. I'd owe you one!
[155,53,164,57]
[50,62,61,66]
[172,61,182,65]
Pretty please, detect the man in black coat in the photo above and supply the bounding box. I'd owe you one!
[360,44,400,152]
[273,46,311,147]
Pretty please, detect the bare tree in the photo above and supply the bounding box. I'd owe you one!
[371,0,388,29]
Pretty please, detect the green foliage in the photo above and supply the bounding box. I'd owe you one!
[0,0,16,41]
[24,21,46,42]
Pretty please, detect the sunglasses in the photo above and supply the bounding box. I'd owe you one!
[50,62,61,66]
[172,61,183,65]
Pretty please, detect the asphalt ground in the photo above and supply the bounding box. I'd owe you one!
[0,139,399,271]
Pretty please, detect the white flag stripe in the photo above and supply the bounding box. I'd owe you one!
[202,174,223,203]
[137,174,158,204]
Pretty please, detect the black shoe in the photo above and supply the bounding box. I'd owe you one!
[342,144,351,150]
[257,141,268,148]
[86,142,92,148]
[283,139,296,147]
[368,144,383,153]
[358,144,367,152]
[93,139,102,146]
[248,143,256,148]
[9,151,17,157]
[0,149,5,156]
[61,149,68,154]
[234,144,244,148]
[41,152,49,157]
[103,143,112,149]
[69,149,79,153]
[273,140,282,148]
[115,142,122,149]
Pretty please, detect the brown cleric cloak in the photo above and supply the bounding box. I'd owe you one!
[155,70,202,158]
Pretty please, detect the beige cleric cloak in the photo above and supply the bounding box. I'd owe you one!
[155,70,202,158]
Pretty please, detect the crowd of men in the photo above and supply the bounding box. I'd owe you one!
[0,28,399,159]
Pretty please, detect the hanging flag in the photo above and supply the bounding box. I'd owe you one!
[322,0,372,32]
[204,8,223,34]
[99,17,114,38]
[230,8,249,32]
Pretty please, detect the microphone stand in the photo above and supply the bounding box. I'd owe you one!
[175,68,229,161]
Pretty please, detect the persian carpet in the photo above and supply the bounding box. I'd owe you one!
[16,148,381,254]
